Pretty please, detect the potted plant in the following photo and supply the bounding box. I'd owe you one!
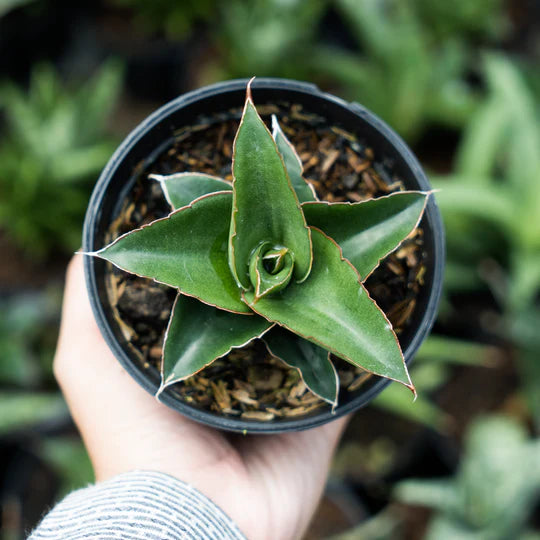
[83,78,444,433]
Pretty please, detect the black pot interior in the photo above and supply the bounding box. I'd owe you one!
[83,79,444,433]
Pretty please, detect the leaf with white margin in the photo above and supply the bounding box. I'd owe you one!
[244,227,414,392]
[302,191,428,279]
[272,115,317,203]
[264,327,339,407]
[150,172,231,210]
[160,294,273,389]
[91,192,250,314]
[229,81,312,290]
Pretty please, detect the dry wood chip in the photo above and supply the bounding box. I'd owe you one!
[348,372,373,392]
[234,379,256,394]
[241,411,275,421]
[321,149,340,176]
[346,191,365,202]
[331,126,356,141]
[304,155,319,171]
[361,171,377,193]
[289,379,307,399]
[300,393,321,405]
[265,407,284,417]
[416,265,426,285]
[197,377,210,388]
[372,173,390,192]
[386,181,404,191]
[346,148,371,173]
[387,298,417,329]
[211,380,231,411]
[149,346,162,360]
[282,402,325,417]
[221,408,241,416]
[387,259,404,276]
[231,389,259,406]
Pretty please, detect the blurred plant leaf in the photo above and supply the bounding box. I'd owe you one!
[395,416,540,539]
[40,436,94,497]
[109,0,218,38]
[0,0,35,17]
[0,291,60,386]
[0,60,123,257]
[372,335,499,432]
[0,392,67,434]
[312,0,487,140]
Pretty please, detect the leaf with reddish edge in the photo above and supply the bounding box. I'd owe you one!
[264,327,339,408]
[91,192,251,314]
[249,243,294,300]
[302,191,429,280]
[150,172,231,210]
[229,80,312,290]
[271,115,317,203]
[159,294,273,391]
[243,227,415,392]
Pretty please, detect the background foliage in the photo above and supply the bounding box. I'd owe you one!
[0,0,538,537]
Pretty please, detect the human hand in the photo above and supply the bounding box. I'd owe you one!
[54,255,349,540]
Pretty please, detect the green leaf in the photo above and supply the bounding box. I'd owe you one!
[430,179,514,231]
[455,96,508,180]
[94,192,250,314]
[0,392,67,434]
[161,294,272,387]
[302,191,428,278]
[264,327,339,407]
[373,380,450,432]
[150,172,231,210]
[244,228,413,390]
[249,243,294,299]
[271,115,317,203]
[229,85,312,289]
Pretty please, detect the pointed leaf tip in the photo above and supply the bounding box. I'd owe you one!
[246,76,256,102]
[229,88,312,289]
[264,328,339,407]
[97,192,250,314]
[302,191,429,279]
[271,114,317,203]
[162,294,272,385]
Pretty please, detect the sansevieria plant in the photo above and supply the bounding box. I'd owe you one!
[87,80,430,409]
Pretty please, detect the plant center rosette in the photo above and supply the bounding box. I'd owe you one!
[88,80,430,410]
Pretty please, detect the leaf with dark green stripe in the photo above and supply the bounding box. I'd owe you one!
[151,172,231,210]
[93,192,250,314]
[264,327,338,407]
[244,227,413,390]
[229,84,312,290]
[160,294,272,388]
[272,115,317,203]
[302,191,428,278]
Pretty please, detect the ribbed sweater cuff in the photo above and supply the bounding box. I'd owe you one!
[29,470,246,539]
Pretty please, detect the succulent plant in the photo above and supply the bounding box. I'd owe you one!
[88,80,430,408]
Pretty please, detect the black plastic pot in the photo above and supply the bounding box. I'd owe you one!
[83,78,445,434]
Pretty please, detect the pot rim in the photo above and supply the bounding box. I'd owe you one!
[83,78,445,433]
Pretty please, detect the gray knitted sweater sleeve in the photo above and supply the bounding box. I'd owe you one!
[29,470,246,539]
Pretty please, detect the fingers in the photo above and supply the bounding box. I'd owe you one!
[237,414,350,540]
[53,255,228,482]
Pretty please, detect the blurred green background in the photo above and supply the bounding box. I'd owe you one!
[0,0,538,538]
